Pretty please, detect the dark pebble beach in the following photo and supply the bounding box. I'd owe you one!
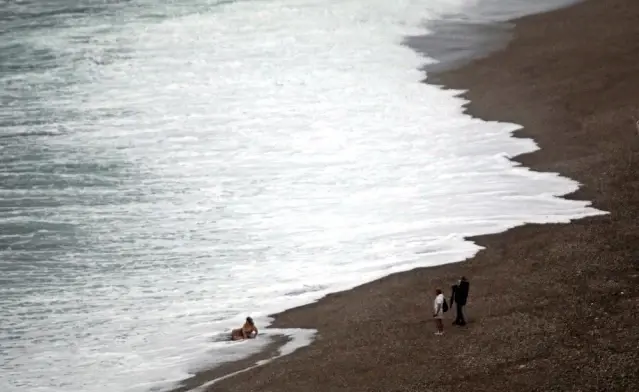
[205,0,639,390]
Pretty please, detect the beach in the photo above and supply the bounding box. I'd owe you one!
[7,1,604,390]
[207,0,639,391]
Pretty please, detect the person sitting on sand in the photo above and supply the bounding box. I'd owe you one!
[231,317,258,340]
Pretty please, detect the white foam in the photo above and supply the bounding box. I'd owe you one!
[0,0,605,391]
[187,328,316,392]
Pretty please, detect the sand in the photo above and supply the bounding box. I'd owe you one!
[202,0,639,390]
[165,335,290,392]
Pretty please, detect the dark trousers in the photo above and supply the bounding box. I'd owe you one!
[454,302,466,325]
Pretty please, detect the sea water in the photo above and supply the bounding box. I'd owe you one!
[0,0,601,391]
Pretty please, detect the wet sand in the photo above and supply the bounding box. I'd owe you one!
[203,0,639,390]
[165,335,290,392]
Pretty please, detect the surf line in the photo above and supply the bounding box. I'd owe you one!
[190,328,316,392]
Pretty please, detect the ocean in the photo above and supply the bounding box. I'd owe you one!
[1,0,598,391]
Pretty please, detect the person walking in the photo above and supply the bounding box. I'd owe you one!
[433,288,445,335]
[450,276,470,326]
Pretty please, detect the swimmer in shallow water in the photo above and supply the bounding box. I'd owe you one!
[231,317,258,341]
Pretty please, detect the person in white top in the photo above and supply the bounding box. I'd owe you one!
[433,288,445,335]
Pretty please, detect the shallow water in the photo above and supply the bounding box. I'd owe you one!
[0,0,600,391]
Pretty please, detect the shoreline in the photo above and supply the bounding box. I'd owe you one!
[182,0,637,390]
[165,335,290,392]
[404,0,581,74]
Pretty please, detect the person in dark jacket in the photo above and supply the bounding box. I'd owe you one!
[450,276,470,326]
